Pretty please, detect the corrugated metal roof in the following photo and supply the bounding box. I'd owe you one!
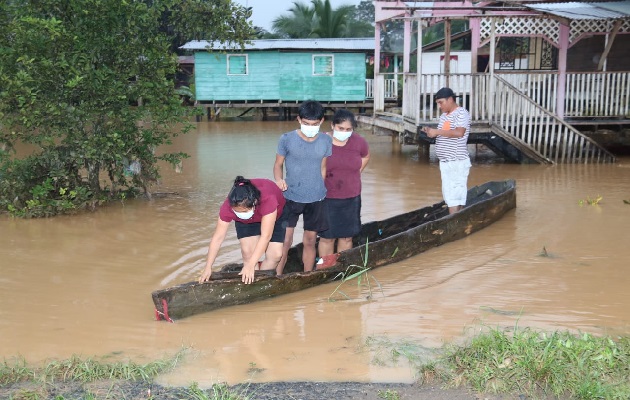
[180,38,375,51]
[177,55,194,64]
[525,1,630,20]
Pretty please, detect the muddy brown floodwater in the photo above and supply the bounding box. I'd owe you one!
[1,120,629,390]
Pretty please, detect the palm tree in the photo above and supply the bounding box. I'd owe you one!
[271,1,316,38]
[311,0,353,38]
[271,0,372,39]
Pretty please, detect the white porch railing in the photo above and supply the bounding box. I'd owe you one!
[402,73,476,123]
[402,74,418,123]
[490,75,615,163]
[565,72,630,117]
[365,78,398,100]
[400,72,630,122]
[397,72,616,163]
[495,71,630,118]
[496,72,558,114]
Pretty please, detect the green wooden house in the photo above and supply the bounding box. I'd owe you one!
[180,38,374,102]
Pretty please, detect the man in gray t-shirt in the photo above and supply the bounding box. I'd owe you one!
[273,100,332,274]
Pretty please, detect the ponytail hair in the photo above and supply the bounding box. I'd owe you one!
[228,176,261,208]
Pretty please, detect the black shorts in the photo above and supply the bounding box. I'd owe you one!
[284,199,328,232]
[235,211,288,243]
[319,196,362,239]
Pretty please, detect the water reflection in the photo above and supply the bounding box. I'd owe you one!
[0,120,629,386]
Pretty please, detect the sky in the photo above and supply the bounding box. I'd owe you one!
[232,0,362,31]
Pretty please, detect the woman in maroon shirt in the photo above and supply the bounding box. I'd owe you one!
[199,176,286,284]
[318,110,370,258]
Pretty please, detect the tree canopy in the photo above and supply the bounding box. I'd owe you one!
[0,0,255,217]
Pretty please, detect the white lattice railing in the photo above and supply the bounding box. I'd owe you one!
[570,19,630,43]
[479,16,630,46]
[480,17,560,45]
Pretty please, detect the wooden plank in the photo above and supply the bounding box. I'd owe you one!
[597,20,623,71]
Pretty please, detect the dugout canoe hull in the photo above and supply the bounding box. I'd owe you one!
[152,179,516,321]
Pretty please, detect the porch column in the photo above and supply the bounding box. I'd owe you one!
[556,23,570,119]
[444,19,451,87]
[470,17,480,73]
[394,54,399,99]
[403,17,411,73]
[401,14,412,123]
[417,18,423,125]
[488,17,496,122]
[374,22,383,112]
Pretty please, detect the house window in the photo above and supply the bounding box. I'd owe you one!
[313,54,334,76]
[227,54,248,75]
[497,37,557,71]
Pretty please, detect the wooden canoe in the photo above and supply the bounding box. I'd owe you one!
[152,179,516,322]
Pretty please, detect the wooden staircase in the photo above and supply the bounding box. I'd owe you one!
[487,76,616,164]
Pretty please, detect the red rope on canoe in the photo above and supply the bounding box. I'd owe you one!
[162,299,173,323]
[155,299,174,323]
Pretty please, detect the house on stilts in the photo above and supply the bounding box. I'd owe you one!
[180,38,380,120]
[367,0,630,164]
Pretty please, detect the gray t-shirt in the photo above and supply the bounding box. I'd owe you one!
[277,130,332,203]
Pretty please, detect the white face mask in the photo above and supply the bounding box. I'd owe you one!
[333,130,352,141]
[300,124,320,138]
[233,208,254,220]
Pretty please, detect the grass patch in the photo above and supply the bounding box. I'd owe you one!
[188,382,253,400]
[3,328,629,399]
[366,327,630,399]
[0,352,183,386]
[0,351,259,400]
[429,327,630,399]
[377,388,401,399]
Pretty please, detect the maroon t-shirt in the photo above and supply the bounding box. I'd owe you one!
[324,133,369,199]
[218,179,285,223]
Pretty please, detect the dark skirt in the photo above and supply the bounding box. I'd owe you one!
[318,195,361,239]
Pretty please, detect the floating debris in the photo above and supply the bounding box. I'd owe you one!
[480,306,523,316]
[539,246,549,257]
[578,195,602,206]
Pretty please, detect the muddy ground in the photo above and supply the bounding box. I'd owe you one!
[0,380,524,399]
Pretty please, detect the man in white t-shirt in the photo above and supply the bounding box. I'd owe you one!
[421,87,471,214]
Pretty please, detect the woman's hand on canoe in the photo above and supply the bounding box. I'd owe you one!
[198,267,213,283]
[239,263,256,284]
